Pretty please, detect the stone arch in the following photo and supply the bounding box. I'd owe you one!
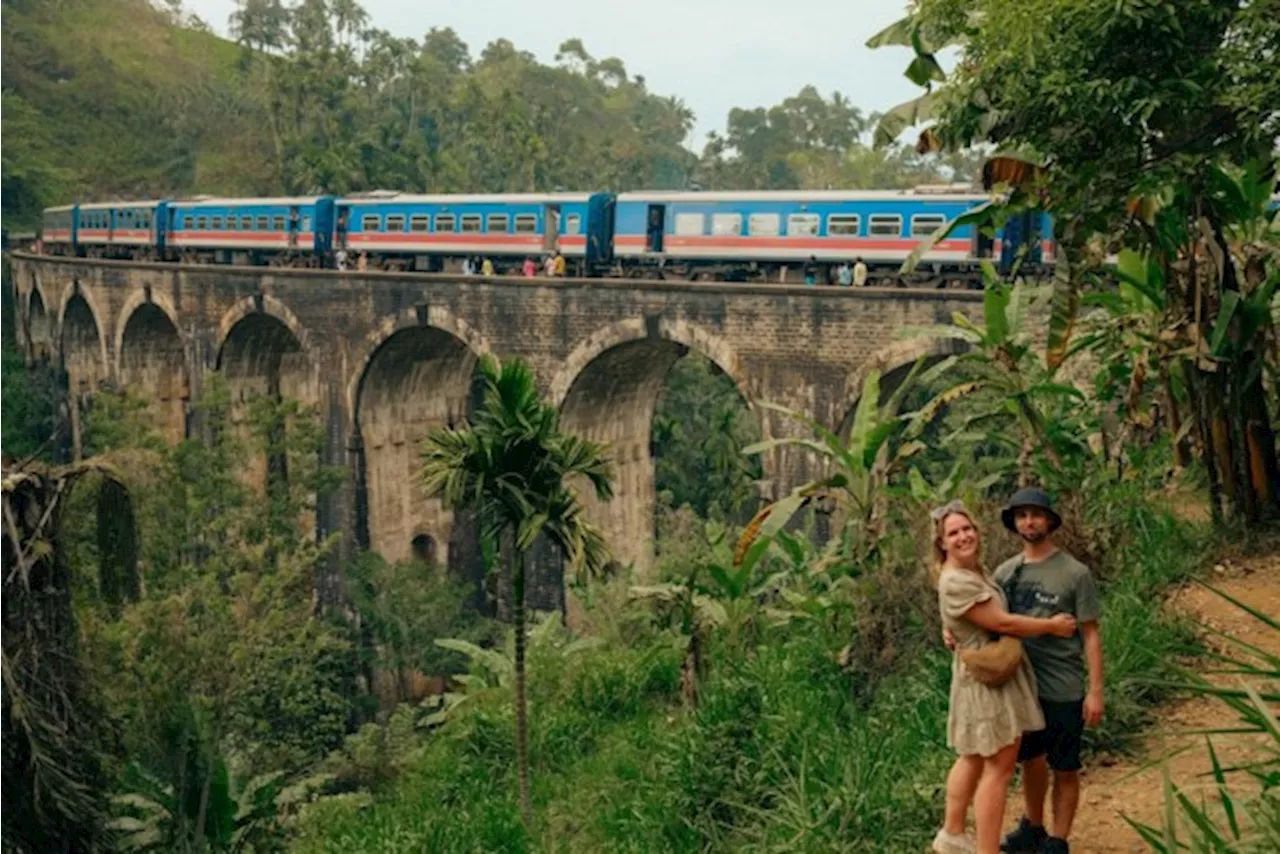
[350,306,491,573]
[549,317,749,410]
[837,336,973,436]
[116,297,189,445]
[58,285,109,392]
[345,305,495,433]
[26,284,54,362]
[216,299,318,497]
[554,318,754,574]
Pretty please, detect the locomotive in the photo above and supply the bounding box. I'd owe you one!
[40,186,1056,284]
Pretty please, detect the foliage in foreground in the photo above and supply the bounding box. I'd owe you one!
[1128,583,1280,852]
[288,473,1212,853]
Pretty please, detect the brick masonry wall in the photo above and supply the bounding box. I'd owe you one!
[12,255,984,600]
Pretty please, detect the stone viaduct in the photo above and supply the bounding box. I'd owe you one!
[10,253,982,591]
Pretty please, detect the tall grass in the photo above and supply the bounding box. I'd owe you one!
[289,481,1214,853]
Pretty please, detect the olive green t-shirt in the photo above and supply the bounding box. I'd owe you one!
[993,550,1100,702]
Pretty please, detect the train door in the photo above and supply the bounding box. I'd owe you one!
[288,205,301,249]
[646,204,665,252]
[335,204,351,250]
[543,204,560,252]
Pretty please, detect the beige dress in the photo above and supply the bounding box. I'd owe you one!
[938,567,1045,757]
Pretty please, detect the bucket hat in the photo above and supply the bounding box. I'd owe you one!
[1001,486,1061,533]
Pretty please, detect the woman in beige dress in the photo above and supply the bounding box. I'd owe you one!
[931,503,1076,854]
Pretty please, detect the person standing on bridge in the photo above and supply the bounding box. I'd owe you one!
[837,260,853,286]
[553,251,566,277]
[481,257,495,276]
[803,255,819,285]
[853,257,869,287]
[522,256,536,277]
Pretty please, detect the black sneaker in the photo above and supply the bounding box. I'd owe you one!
[1042,838,1069,854]
[1000,817,1047,852]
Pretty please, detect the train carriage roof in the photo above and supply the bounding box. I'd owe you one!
[170,196,331,209]
[42,204,76,213]
[338,192,593,205]
[78,200,165,211]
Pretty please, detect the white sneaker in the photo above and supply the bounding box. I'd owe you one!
[931,828,977,854]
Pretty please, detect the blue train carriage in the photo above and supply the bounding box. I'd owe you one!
[334,192,607,274]
[611,190,992,284]
[166,196,335,265]
[75,200,170,260]
[40,204,77,256]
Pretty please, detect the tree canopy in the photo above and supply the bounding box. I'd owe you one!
[2,0,978,228]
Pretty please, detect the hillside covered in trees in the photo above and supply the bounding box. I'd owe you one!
[1,0,978,228]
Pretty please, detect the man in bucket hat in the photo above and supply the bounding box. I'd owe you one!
[995,488,1103,854]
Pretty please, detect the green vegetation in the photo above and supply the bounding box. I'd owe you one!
[3,0,1279,851]
[1126,584,1279,852]
[420,355,614,827]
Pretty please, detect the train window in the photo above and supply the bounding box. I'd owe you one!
[272,215,285,231]
[242,215,253,230]
[197,216,208,230]
[564,214,581,235]
[711,213,742,236]
[211,216,222,230]
[184,216,194,230]
[361,214,380,232]
[674,212,705,236]
[257,215,270,230]
[487,214,509,233]
[226,215,237,231]
[410,215,430,232]
[435,214,456,233]
[386,214,407,232]
[461,214,482,233]
[868,215,902,237]
[788,213,820,236]
[827,214,860,236]
[911,214,947,237]
[748,213,780,236]
[514,214,537,234]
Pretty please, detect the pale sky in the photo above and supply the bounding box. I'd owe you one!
[186,0,923,149]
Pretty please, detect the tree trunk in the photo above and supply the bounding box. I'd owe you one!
[1183,363,1224,525]
[1159,363,1189,469]
[512,548,533,828]
[1243,371,1280,517]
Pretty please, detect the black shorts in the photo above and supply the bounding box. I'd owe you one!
[1018,699,1084,771]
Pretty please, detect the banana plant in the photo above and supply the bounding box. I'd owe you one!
[905,276,1091,484]
[735,358,945,571]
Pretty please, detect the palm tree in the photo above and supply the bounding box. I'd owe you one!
[420,355,613,827]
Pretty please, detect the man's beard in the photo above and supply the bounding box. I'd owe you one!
[1020,531,1048,544]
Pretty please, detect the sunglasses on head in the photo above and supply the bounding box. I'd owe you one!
[930,499,968,522]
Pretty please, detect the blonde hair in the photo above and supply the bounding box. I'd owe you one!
[930,504,983,587]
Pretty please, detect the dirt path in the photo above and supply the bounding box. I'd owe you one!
[1006,553,1280,852]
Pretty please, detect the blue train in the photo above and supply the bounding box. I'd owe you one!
[40,186,1058,284]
